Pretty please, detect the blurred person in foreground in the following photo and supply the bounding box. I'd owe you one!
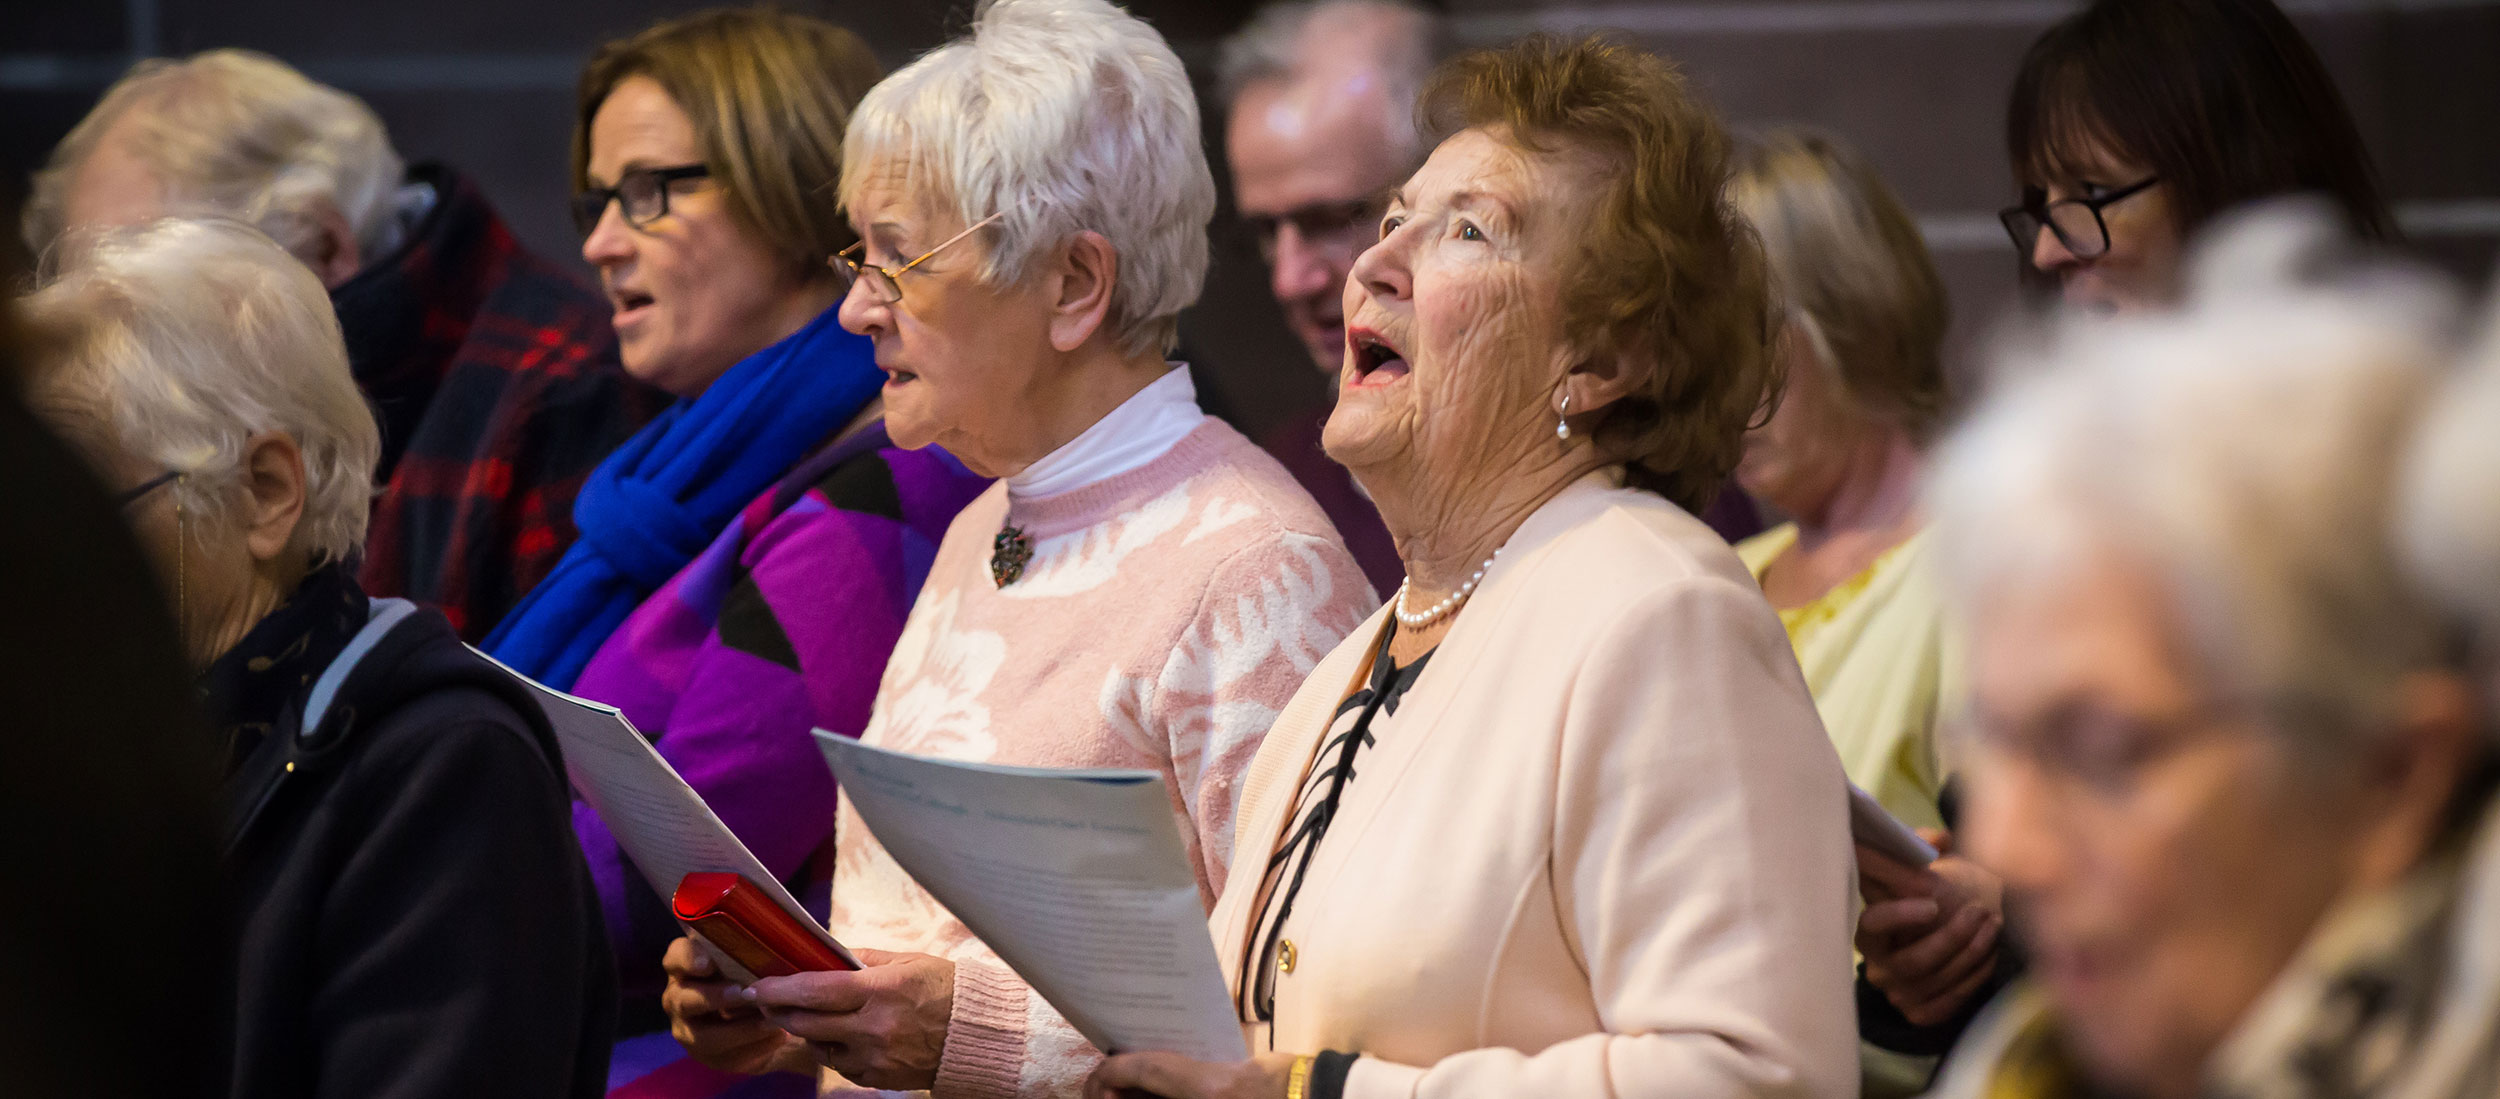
[1727,127,1995,1095]
[25,49,662,639]
[20,217,611,1098]
[513,15,990,1092]
[1869,0,2411,1036]
[1922,209,2500,1099]
[1998,0,2392,317]
[1087,34,1856,1099]
[657,1,1375,1094]
[0,241,225,1099]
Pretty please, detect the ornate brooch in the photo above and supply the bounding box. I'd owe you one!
[990,524,1033,587]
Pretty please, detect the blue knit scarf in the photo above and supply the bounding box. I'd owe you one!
[485,305,882,689]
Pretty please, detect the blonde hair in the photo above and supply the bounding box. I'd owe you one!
[20,218,381,565]
[1731,128,1951,442]
[575,7,883,277]
[22,50,403,266]
[838,0,1217,358]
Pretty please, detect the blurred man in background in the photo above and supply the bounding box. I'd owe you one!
[23,50,660,640]
[1219,0,1442,595]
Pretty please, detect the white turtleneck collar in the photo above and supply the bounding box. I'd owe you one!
[1006,365,1208,501]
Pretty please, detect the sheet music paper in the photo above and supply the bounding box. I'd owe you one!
[813,731,1247,1062]
[469,647,857,979]
[1848,782,1940,866]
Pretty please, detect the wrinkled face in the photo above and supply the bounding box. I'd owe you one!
[1736,320,1869,521]
[1960,549,2369,1096]
[582,76,815,397]
[1326,127,1587,485]
[2019,135,2183,316]
[1227,76,1416,374]
[61,113,174,235]
[835,161,1057,476]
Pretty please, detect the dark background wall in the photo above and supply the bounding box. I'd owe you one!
[7,0,2496,440]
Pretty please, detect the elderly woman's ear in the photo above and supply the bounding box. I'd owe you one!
[1555,341,1657,428]
[2349,671,2487,886]
[1047,230,1122,354]
[237,430,311,564]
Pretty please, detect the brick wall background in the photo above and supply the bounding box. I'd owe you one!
[6,0,2495,439]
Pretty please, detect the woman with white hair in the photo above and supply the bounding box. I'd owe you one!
[1921,214,2500,1099]
[18,217,614,1099]
[658,1,1376,1095]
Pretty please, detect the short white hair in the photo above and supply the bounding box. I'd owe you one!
[1216,0,1443,149]
[23,50,404,267]
[1929,206,2463,753]
[838,0,1215,358]
[2398,306,2500,639]
[21,218,381,565]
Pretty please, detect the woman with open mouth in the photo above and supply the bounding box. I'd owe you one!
[1087,32,1858,1099]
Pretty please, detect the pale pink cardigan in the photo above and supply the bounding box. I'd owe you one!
[1210,472,1860,1099]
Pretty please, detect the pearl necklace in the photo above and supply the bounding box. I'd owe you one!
[1391,548,1500,629]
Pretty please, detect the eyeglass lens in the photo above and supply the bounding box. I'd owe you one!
[832,255,902,304]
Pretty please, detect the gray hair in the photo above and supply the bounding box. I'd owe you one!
[2398,307,2500,641]
[21,218,381,565]
[1929,206,2462,756]
[23,50,404,267]
[1217,0,1444,150]
[838,0,1215,358]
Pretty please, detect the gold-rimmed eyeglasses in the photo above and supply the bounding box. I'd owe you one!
[830,212,1005,305]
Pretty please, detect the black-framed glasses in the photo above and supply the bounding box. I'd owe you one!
[570,164,712,236]
[829,212,1004,306]
[116,470,180,510]
[1999,176,2161,263]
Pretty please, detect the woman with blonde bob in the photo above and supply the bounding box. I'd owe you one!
[1923,210,2500,1099]
[659,1,1375,1094]
[20,217,611,1098]
[1087,34,1857,1099]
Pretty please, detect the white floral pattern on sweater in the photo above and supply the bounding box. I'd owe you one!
[824,421,1377,1099]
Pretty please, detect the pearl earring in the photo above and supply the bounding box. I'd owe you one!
[1555,393,1572,442]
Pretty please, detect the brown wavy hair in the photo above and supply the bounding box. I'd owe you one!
[574,7,883,278]
[1417,34,1776,514]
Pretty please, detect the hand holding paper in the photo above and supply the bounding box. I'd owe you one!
[470,647,857,982]
[814,731,1247,1062]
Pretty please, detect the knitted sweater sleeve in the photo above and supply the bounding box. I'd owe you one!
[928,527,1372,1099]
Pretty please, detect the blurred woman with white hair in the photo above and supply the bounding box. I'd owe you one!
[1922,212,2500,1099]
[17,217,613,1099]
[657,1,1375,1094]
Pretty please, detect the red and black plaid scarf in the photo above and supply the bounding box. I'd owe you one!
[334,163,666,641]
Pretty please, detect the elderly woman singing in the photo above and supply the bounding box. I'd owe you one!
[658,1,1377,1095]
[1090,34,1857,1099]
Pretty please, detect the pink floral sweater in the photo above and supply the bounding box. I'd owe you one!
[825,420,1377,1099]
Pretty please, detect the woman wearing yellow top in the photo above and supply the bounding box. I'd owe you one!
[1727,129,1992,1096]
[1729,128,1956,833]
